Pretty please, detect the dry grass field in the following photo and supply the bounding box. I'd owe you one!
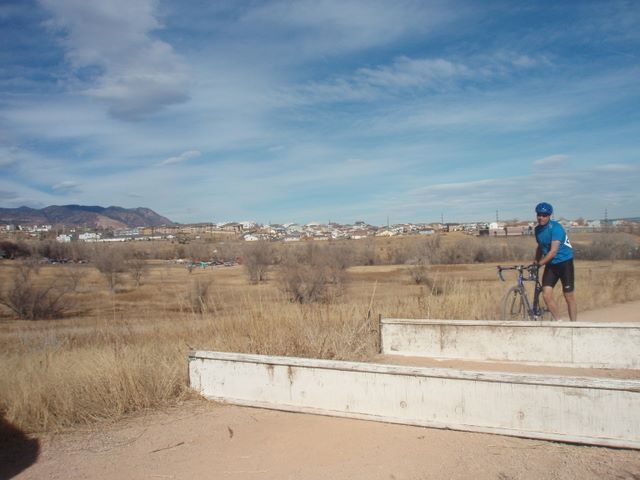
[1,232,639,435]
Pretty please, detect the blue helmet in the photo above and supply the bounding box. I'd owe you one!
[535,202,553,215]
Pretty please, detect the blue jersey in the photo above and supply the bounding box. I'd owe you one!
[535,220,573,264]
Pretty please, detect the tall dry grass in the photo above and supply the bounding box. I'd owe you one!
[1,250,639,434]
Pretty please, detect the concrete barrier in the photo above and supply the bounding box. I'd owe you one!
[189,350,640,449]
[381,319,640,368]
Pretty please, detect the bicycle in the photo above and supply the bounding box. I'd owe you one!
[496,264,552,321]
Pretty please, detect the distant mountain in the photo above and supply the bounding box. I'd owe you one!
[0,205,174,228]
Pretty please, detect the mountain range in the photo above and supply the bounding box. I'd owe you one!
[0,205,174,229]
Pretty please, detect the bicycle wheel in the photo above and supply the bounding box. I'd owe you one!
[501,286,527,320]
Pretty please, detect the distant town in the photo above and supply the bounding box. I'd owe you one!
[2,216,638,244]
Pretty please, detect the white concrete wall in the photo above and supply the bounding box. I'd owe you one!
[189,351,640,449]
[381,319,640,368]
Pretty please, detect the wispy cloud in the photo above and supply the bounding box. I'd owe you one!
[533,154,570,168]
[238,0,456,59]
[281,51,548,105]
[157,150,202,166]
[51,180,82,194]
[0,189,20,200]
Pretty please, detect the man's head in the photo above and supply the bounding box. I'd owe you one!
[535,202,553,225]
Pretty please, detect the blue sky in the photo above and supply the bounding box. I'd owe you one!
[1,0,639,225]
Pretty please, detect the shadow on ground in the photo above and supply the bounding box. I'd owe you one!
[0,416,39,480]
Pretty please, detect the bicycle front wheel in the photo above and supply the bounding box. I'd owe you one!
[501,286,527,320]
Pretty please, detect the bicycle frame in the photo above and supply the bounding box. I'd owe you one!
[497,264,548,321]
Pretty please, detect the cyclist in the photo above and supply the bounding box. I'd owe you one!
[534,202,577,321]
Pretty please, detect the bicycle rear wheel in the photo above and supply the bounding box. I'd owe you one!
[501,286,527,320]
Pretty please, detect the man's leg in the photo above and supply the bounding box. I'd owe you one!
[564,291,577,321]
[543,286,560,320]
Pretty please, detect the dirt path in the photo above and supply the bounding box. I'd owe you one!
[10,400,640,480]
[7,301,640,480]
[578,300,640,322]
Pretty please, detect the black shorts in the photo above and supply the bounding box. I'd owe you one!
[542,259,575,293]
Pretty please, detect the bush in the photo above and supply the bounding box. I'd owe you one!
[435,237,532,265]
[183,279,214,314]
[574,234,640,261]
[407,235,442,265]
[0,262,75,320]
[278,244,350,303]
[0,240,31,259]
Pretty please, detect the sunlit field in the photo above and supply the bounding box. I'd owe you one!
[1,232,639,434]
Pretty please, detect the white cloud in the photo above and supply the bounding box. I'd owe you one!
[39,0,189,120]
[52,180,82,194]
[532,155,570,168]
[593,163,639,173]
[158,150,202,166]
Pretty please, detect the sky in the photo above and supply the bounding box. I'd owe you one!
[1,0,639,225]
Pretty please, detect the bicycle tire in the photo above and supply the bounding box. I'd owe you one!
[501,286,527,320]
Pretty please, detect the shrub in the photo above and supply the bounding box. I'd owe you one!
[574,234,640,261]
[408,235,442,265]
[183,279,214,314]
[279,262,333,303]
[0,262,75,320]
[359,238,378,265]
[278,244,350,303]
[0,240,31,259]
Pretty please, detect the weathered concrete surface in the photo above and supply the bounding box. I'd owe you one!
[189,351,640,449]
[381,319,640,368]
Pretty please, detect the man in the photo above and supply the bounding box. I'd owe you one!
[534,202,577,321]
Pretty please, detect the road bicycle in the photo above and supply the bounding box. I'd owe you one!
[497,264,552,321]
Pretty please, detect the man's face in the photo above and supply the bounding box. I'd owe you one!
[537,213,551,226]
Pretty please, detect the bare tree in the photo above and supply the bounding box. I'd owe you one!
[127,252,148,287]
[242,241,273,283]
[92,247,129,291]
[62,265,87,292]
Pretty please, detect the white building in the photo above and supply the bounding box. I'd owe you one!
[79,232,101,242]
[240,221,257,230]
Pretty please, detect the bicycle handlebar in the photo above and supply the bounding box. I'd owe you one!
[496,264,539,282]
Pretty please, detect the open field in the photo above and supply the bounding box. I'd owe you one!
[1,233,640,436]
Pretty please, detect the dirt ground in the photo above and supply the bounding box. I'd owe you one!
[5,301,640,480]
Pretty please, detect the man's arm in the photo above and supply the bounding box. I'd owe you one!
[537,240,560,266]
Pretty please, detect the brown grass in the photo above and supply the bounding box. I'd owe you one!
[1,238,640,434]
